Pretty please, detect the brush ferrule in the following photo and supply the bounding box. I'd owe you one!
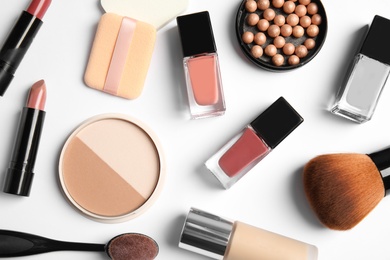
[380,168,390,196]
[368,147,390,195]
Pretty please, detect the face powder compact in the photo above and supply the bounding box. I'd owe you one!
[236,0,328,71]
[59,114,165,223]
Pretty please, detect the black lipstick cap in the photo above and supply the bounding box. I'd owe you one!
[3,108,45,196]
[0,11,42,96]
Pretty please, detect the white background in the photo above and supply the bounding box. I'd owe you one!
[1,0,390,259]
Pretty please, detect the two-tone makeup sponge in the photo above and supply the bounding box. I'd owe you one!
[84,0,188,99]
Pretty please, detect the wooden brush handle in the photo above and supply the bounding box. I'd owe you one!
[368,147,390,194]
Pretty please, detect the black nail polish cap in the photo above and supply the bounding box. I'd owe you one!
[177,11,217,57]
[250,97,304,149]
[360,15,390,65]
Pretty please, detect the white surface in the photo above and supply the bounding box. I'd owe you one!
[0,0,390,259]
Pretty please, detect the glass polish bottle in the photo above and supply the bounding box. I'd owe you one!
[205,97,303,189]
[179,208,318,260]
[331,15,390,123]
[176,11,226,119]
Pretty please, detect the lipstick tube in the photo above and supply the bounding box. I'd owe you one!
[179,208,318,260]
[331,15,390,123]
[0,0,51,96]
[205,97,303,189]
[3,80,46,196]
[177,11,226,119]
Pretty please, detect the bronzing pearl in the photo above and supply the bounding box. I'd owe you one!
[311,14,322,25]
[307,24,319,37]
[257,19,270,31]
[272,0,285,8]
[287,14,299,26]
[280,24,293,37]
[265,44,277,56]
[283,1,296,14]
[251,45,264,58]
[247,13,260,26]
[299,0,311,5]
[257,0,270,10]
[263,8,276,21]
[274,36,286,48]
[295,45,308,58]
[294,4,307,17]
[300,15,311,28]
[304,38,316,49]
[307,2,318,15]
[292,25,304,38]
[288,55,300,65]
[245,0,258,12]
[283,42,295,55]
[254,32,267,45]
[272,54,285,66]
[274,14,286,26]
[267,24,281,38]
[242,31,254,44]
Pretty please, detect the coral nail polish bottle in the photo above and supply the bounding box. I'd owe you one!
[177,11,226,119]
[205,97,303,189]
[331,15,390,123]
[179,208,318,260]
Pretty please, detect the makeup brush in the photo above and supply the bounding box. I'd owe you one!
[0,230,159,259]
[303,147,390,230]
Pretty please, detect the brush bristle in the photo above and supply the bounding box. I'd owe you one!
[303,153,385,230]
[108,233,159,260]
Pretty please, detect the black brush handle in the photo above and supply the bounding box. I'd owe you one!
[0,230,105,257]
[368,147,390,195]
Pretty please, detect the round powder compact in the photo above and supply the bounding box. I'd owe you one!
[236,0,327,71]
[59,114,165,223]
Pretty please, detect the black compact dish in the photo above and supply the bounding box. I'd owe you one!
[236,0,328,71]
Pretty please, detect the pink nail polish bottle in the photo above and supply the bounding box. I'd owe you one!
[205,97,303,189]
[177,11,226,119]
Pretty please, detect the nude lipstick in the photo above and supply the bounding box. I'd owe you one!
[0,0,51,96]
[3,80,47,196]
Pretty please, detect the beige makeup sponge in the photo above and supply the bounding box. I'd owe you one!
[84,13,156,99]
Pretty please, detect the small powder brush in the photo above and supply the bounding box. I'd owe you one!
[303,147,390,230]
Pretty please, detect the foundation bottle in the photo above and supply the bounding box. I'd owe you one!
[179,208,318,260]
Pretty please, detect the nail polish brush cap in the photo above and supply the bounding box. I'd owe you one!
[360,15,390,66]
[177,11,217,57]
[179,207,233,260]
[250,97,304,149]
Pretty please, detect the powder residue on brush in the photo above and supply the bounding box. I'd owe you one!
[108,233,159,260]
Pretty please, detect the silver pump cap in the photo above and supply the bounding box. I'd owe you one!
[179,208,234,260]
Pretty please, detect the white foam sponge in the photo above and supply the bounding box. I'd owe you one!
[101,0,189,30]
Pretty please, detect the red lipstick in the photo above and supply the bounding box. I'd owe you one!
[3,80,47,196]
[0,0,52,96]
